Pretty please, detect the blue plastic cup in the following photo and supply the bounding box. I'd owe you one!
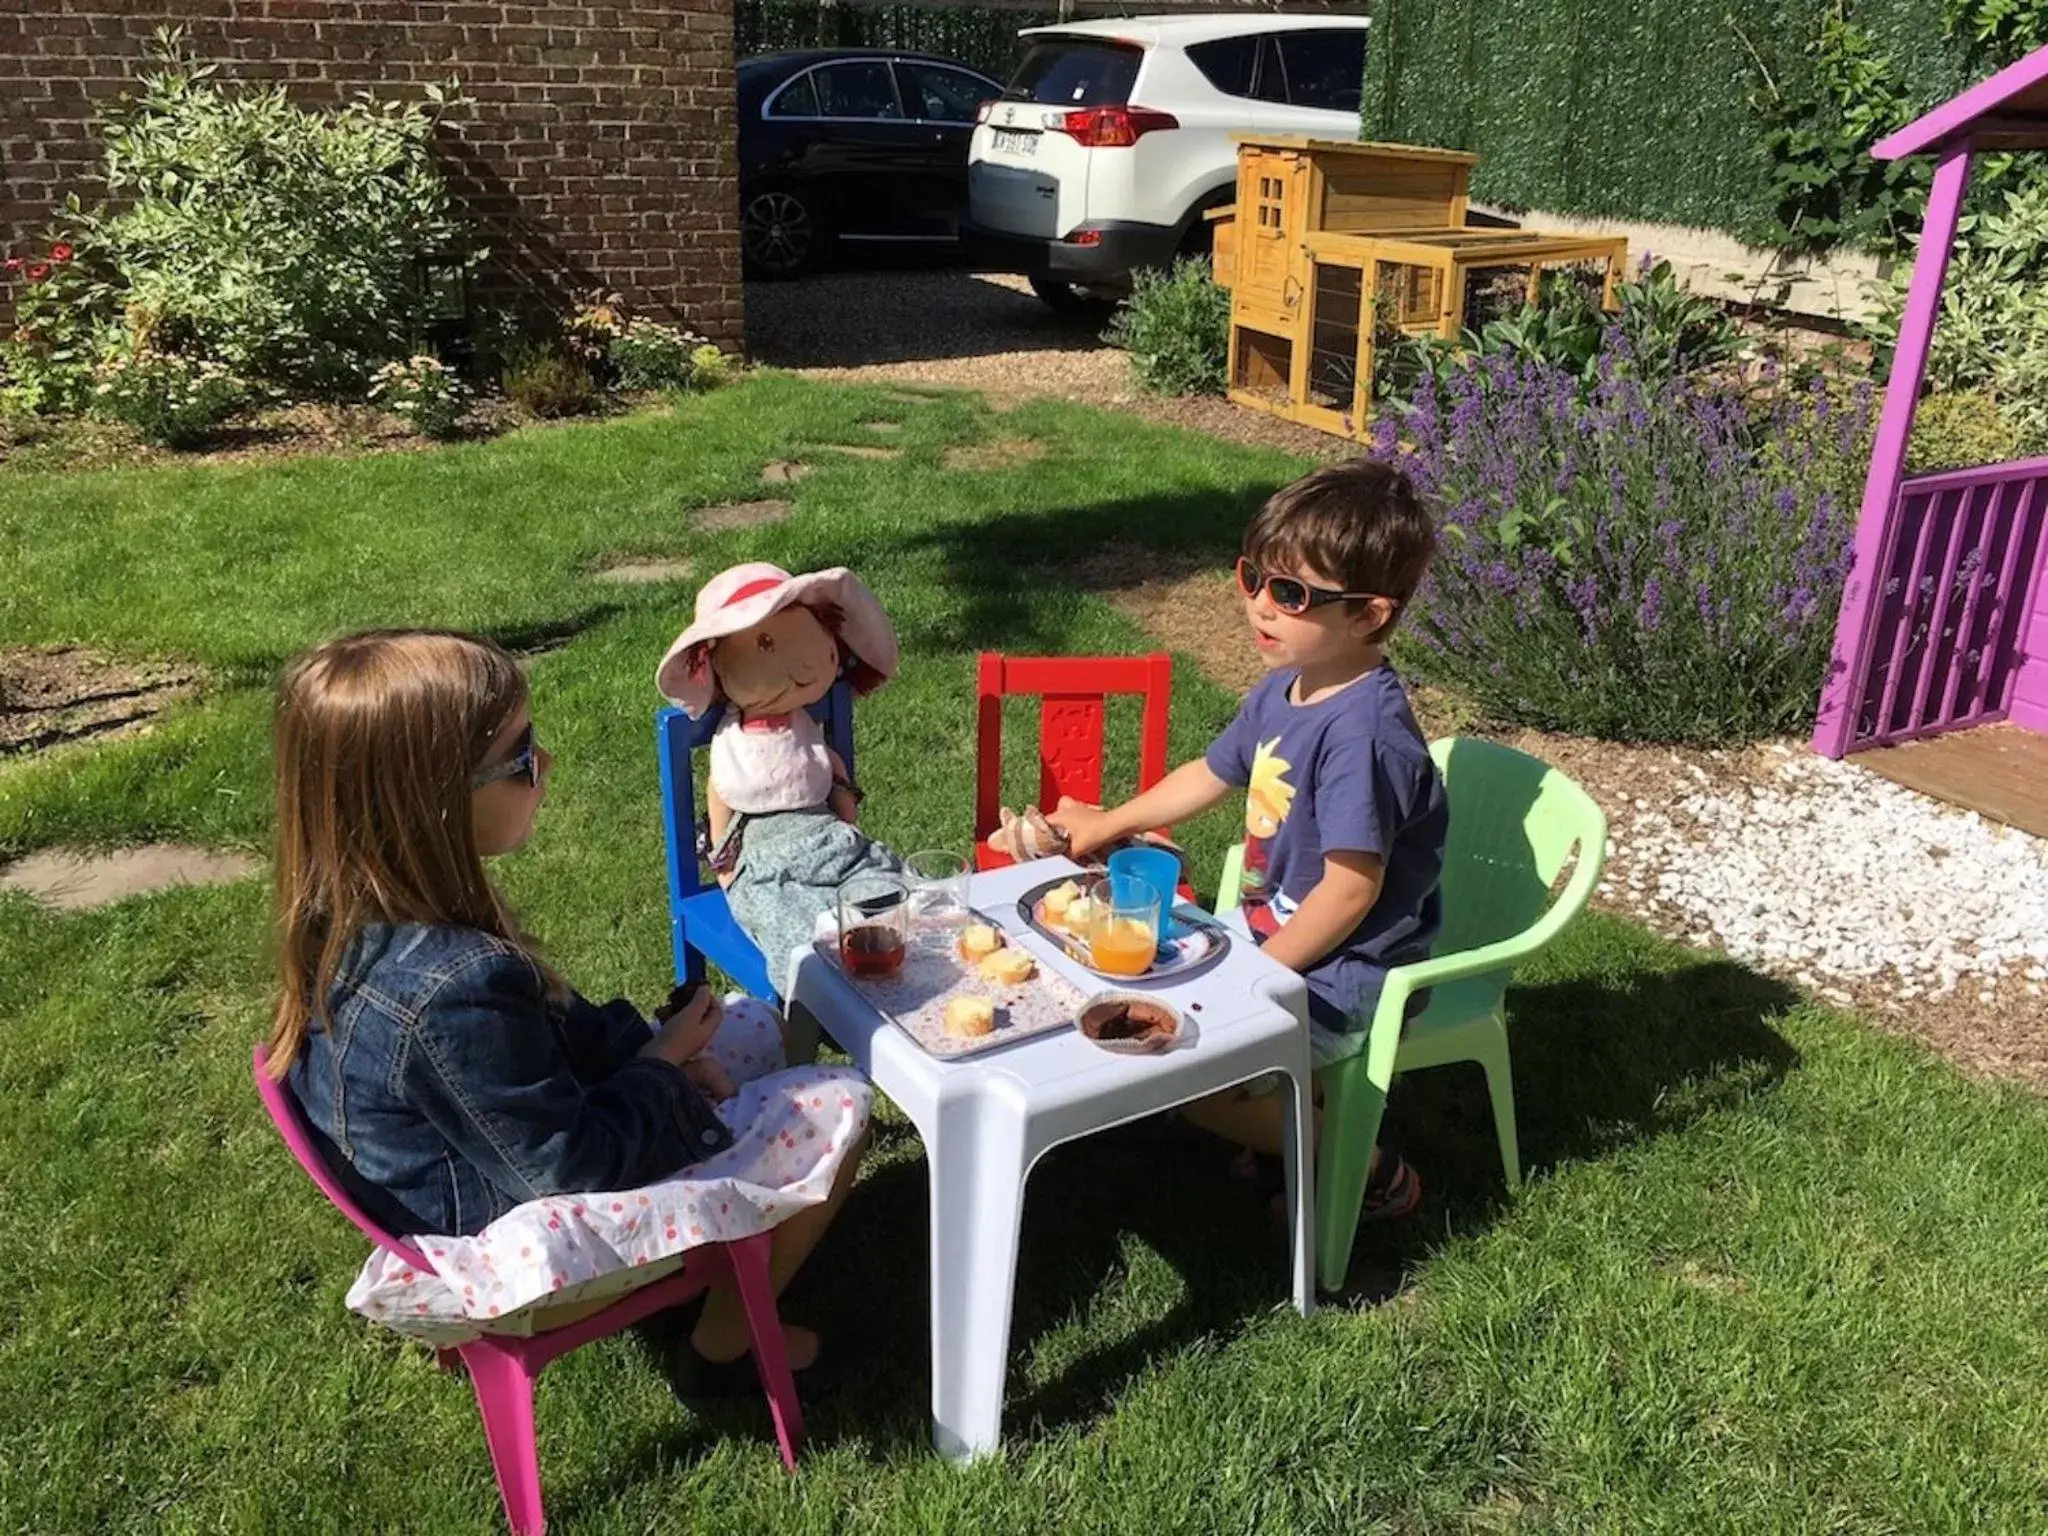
[1107,845,1181,944]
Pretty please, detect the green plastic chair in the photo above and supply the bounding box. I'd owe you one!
[1215,736,1607,1292]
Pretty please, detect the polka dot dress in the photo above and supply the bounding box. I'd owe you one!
[347,996,871,1344]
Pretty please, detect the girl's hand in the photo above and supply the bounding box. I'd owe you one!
[642,986,724,1069]
[683,1056,737,1103]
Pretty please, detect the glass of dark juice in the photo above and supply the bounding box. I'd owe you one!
[837,871,910,978]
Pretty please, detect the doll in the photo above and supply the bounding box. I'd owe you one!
[657,562,904,987]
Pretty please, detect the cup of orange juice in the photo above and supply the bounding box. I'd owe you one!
[1085,875,1161,978]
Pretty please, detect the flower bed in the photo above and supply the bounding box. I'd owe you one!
[1374,337,1872,744]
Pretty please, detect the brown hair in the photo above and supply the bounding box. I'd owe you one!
[264,629,557,1079]
[1242,459,1437,643]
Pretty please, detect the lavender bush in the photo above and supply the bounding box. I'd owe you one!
[1373,336,1872,744]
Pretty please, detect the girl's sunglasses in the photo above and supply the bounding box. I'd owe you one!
[1235,557,1389,617]
[472,724,540,790]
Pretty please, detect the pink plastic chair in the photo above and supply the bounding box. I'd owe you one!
[252,1045,803,1534]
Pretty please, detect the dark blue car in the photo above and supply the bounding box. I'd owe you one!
[738,49,1006,278]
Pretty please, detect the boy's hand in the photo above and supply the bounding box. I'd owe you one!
[642,986,724,1069]
[683,1055,737,1103]
[1049,797,1115,859]
[1051,761,1232,861]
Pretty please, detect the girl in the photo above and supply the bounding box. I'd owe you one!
[266,628,868,1379]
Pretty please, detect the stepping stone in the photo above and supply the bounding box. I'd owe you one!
[862,420,904,434]
[0,844,261,912]
[941,438,1047,472]
[760,460,811,485]
[593,557,695,585]
[815,444,901,461]
[692,499,793,532]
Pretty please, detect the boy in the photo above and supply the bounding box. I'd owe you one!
[1053,460,1448,1220]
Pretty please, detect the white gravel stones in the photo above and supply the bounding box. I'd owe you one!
[1620,753,2048,999]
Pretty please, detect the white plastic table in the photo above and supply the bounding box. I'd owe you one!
[784,855,1315,1462]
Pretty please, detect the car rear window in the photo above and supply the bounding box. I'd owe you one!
[1186,37,1257,100]
[1269,31,1367,114]
[1003,40,1142,107]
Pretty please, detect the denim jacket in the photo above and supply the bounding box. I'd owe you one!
[289,922,733,1239]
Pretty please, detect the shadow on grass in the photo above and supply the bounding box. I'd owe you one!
[885,489,1282,660]
[571,953,1799,1488]
[1350,955,1803,1299]
[485,607,626,658]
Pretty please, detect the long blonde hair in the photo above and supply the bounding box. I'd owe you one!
[265,629,555,1078]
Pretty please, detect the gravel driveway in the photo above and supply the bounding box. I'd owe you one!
[745,265,1352,457]
[746,267,1125,400]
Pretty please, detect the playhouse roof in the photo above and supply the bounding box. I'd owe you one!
[1875,44,2048,159]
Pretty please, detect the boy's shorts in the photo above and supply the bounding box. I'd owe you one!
[1233,993,1370,1099]
[1218,908,1427,1098]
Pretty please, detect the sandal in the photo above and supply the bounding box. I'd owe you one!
[1360,1152,1423,1223]
[1262,1151,1424,1225]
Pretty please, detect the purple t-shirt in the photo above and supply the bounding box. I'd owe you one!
[1205,665,1447,1025]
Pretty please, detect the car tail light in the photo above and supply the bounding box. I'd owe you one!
[1043,104,1178,148]
[1061,228,1104,247]
[974,99,995,124]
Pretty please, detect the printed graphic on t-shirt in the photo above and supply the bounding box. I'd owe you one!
[1242,736,1296,936]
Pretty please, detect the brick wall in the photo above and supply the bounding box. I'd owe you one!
[0,0,741,348]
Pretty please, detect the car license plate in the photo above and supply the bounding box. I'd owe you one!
[992,128,1037,156]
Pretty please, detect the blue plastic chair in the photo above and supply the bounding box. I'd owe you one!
[655,679,855,1000]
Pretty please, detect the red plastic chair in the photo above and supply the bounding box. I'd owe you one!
[973,652,1178,874]
[251,1046,802,1535]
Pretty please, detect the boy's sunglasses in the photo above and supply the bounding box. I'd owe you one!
[472,724,540,790]
[1235,557,1391,617]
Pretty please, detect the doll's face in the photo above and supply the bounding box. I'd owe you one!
[710,604,840,716]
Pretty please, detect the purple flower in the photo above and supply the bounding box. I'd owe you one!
[1637,577,1665,633]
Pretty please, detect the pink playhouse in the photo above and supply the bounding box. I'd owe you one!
[1814,46,2048,836]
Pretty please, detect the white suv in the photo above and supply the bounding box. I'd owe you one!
[966,14,1369,305]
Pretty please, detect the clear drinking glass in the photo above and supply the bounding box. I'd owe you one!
[1084,874,1161,978]
[905,848,971,937]
[837,870,910,978]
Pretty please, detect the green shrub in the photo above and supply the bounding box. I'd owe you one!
[54,30,477,398]
[563,291,723,394]
[1874,181,2048,453]
[368,355,466,439]
[89,349,247,447]
[1377,261,1744,412]
[503,345,598,419]
[611,320,704,392]
[689,344,735,390]
[1906,389,2029,472]
[1104,259,1230,397]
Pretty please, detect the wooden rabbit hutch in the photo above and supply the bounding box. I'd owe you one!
[1209,136,1629,440]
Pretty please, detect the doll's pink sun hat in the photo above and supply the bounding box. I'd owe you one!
[656,561,899,717]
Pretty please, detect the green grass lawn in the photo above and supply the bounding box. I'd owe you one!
[4,376,2048,1533]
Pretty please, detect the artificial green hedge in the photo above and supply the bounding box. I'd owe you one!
[734,0,1052,82]
[1360,0,1987,234]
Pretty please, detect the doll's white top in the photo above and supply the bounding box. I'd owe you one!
[708,710,834,815]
